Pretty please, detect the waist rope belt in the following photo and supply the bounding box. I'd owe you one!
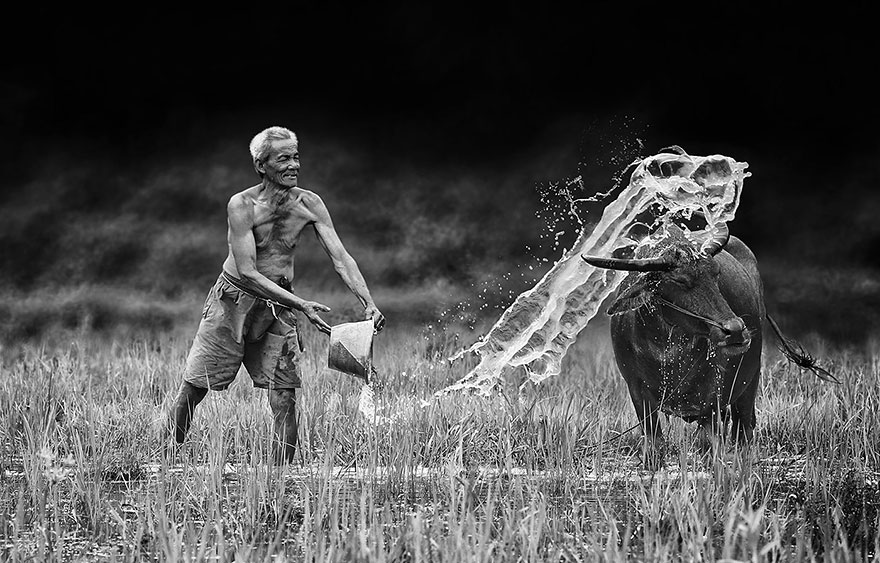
[221,271,290,322]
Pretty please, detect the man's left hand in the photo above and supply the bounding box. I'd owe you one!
[365,304,385,332]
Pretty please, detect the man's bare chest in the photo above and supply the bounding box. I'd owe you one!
[252,200,312,250]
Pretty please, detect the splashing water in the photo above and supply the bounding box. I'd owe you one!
[441,148,750,395]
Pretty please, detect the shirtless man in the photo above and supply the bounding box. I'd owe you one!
[168,126,384,463]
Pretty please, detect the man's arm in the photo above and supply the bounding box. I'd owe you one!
[227,195,332,333]
[309,194,385,331]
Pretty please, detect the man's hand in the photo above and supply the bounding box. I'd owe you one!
[365,304,385,332]
[300,300,332,334]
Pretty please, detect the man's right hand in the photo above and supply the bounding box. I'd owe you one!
[300,300,332,334]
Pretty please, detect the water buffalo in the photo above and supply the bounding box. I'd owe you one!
[582,223,765,467]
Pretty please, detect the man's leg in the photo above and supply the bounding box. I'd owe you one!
[268,389,298,464]
[169,382,208,444]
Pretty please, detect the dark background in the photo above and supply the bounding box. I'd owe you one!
[1,5,878,342]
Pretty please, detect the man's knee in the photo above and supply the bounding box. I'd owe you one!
[269,389,297,416]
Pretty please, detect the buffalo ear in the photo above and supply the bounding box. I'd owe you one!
[607,278,652,315]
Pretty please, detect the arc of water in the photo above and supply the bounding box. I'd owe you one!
[441,151,750,395]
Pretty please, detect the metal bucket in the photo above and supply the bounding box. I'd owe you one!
[328,320,375,382]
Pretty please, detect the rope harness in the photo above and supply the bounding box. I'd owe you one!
[654,297,729,332]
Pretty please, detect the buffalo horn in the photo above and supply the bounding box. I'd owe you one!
[581,254,674,272]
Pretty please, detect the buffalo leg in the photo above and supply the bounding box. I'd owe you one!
[730,372,759,445]
[627,381,664,469]
[696,408,728,456]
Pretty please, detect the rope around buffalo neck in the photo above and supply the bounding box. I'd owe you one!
[654,297,728,332]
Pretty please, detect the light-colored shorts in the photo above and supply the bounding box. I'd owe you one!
[183,273,303,391]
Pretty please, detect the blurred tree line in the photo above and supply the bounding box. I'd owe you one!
[1,127,878,343]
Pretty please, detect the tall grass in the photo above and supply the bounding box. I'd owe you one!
[0,319,878,561]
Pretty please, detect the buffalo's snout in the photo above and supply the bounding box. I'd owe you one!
[710,316,751,353]
[721,317,746,337]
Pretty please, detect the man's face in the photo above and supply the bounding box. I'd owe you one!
[260,139,300,188]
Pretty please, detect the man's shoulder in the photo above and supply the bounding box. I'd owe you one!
[228,185,261,206]
[291,187,321,204]
[230,184,262,201]
[293,189,336,232]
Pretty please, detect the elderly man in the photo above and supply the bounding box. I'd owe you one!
[168,126,384,463]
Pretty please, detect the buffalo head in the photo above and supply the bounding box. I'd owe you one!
[582,224,751,356]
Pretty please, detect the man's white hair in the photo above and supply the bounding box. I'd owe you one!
[249,126,298,172]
